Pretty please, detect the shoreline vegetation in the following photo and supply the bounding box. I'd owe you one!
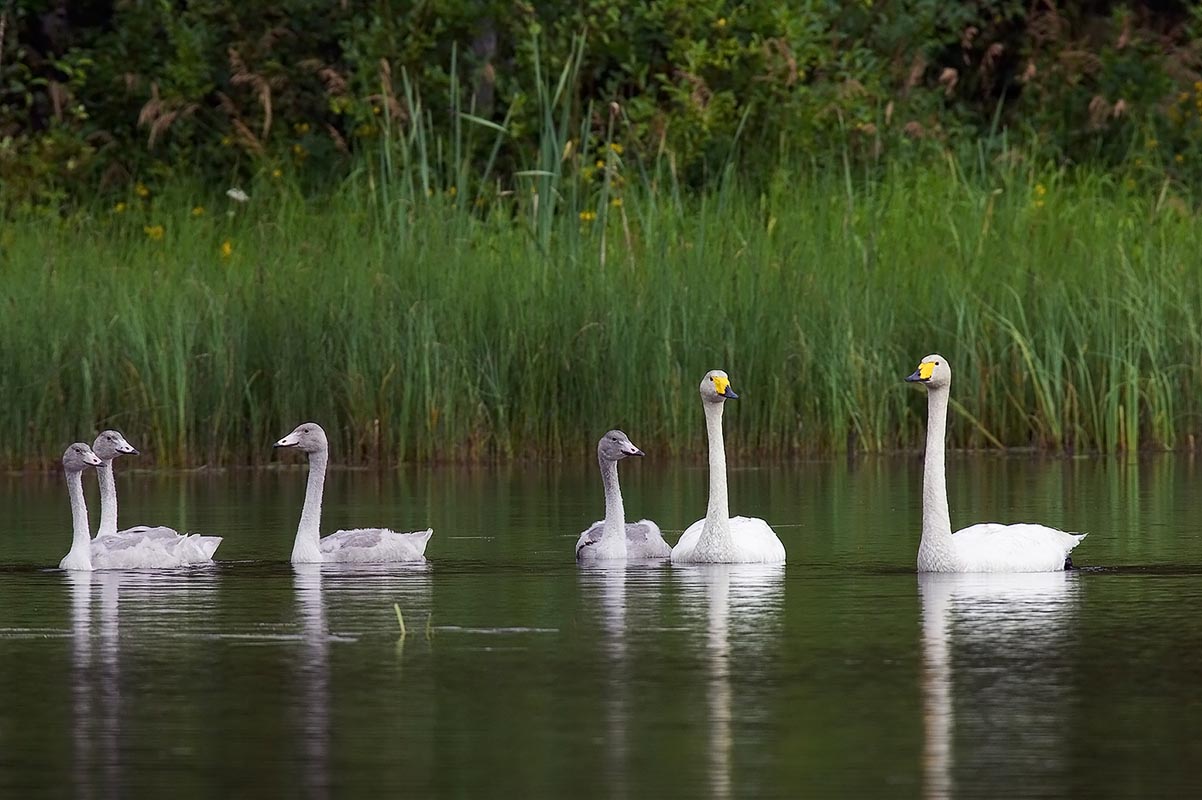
[4,142,1202,468]
[6,11,1202,468]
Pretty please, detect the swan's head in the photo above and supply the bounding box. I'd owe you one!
[700,369,739,404]
[598,430,645,462]
[905,354,951,390]
[63,443,103,472]
[274,422,329,454]
[92,430,139,461]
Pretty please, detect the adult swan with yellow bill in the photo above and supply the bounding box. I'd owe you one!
[906,354,1085,573]
[671,370,787,564]
[274,423,432,563]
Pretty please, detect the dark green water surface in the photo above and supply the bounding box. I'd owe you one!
[2,454,1201,797]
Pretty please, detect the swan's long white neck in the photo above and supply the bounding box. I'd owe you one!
[97,460,118,538]
[919,385,957,571]
[65,471,93,569]
[696,401,734,559]
[293,449,327,563]
[599,456,627,554]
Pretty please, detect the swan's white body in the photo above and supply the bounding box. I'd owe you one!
[278,424,432,564]
[672,515,785,564]
[671,373,786,564]
[93,454,221,568]
[910,355,1085,573]
[576,434,671,560]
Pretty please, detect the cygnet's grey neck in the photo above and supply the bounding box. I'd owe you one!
[294,448,328,561]
[66,470,92,564]
[97,459,118,538]
[599,455,626,545]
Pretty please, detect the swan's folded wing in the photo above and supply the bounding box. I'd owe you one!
[92,526,219,568]
[625,519,671,558]
[575,521,605,556]
[112,525,179,542]
[953,522,1086,572]
[113,526,222,560]
[322,527,432,562]
[729,516,788,563]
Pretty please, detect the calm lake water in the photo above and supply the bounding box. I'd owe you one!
[2,454,1202,797]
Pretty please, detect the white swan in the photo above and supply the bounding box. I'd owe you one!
[671,371,786,564]
[274,422,432,563]
[89,429,222,567]
[575,430,671,560]
[61,443,105,571]
[906,354,1086,572]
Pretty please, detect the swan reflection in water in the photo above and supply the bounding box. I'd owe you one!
[578,562,633,798]
[674,564,785,800]
[919,572,1081,799]
[67,569,220,798]
[293,564,330,799]
[292,561,432,797]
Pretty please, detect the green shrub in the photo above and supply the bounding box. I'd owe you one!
[2,2,1200,207]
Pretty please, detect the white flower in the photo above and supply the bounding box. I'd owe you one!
[226,187,249,203]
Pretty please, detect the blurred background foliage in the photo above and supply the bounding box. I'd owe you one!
[1,1,1201,208]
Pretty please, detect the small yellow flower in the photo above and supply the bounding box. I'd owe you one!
[1125,178,1136,190]
[372,105,381,115]
[272,168,282,179]
[1194,81,1202,93]
[294,122,311,135]
[191,206,205,217]
[447,186,458,197]
[112,202,126,214]
[1033,199,1045,209]
[715,17,727,29]
[292,143,306,157]
[1034,183,1047,197]
[581,166,596,182]
[143,224,165,241]
[220,240,233,259]
[610,197,623,208]
[1146,138,1158,149]
[1134,157,1144,167]
[579,210,597,222]
[1175,154,1185,164]
[596,159,605,169]
[608,142,623,155]
[135,182,150,198]
[355,124,376,138]
[220,135,233,146]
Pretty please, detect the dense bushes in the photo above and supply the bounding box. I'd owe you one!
[1,1,1200,207]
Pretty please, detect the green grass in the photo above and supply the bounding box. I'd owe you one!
[3,146,1202,469]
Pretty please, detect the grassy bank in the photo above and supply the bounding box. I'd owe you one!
[3,148,1202,467]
